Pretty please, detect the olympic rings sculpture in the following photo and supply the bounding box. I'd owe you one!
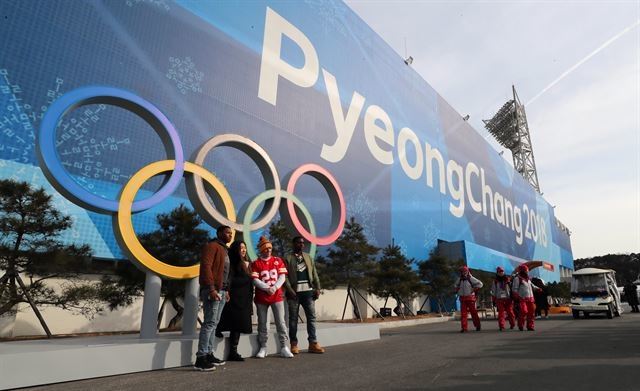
[37,86,346,279]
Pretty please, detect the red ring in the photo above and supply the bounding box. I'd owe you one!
[286,164,346,246]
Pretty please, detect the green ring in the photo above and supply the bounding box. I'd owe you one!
[243,189,316,261]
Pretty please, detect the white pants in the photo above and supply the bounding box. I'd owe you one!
[256,301,289,348]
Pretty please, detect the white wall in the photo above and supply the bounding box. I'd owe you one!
[0,279,431,338]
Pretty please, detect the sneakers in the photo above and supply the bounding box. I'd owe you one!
[193,356,215,372]
[290,342,299,355]
[280,346,294,358]
[256,347,267,359]
[475,326,481,331]
[206,353,225,366]
[308,342,325,354]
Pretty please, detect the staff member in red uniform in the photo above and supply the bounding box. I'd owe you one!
[490,266,515,331]
[251,236,293,358]
[512,265,540,331]
[454,266,483,333]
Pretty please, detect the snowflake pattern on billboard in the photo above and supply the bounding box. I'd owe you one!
[0,68,57,165]
[423,220,440,252]
[166,57,204,95]
[484,226,492,243]
[0,69,133,196]
[410,194,425,211]
[346,185,378,245]
[303,0,348,38]
[397,240,409,257]
[125,0,170,11]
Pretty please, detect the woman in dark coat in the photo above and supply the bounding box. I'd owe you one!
[623,281,639,313]
[216,240,253,361]
[532,278,549,318]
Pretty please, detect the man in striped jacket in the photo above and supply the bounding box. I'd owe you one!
[454,266,483,333]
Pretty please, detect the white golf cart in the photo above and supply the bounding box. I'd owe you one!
[571,268,623,319]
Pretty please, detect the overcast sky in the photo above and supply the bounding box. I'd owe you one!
[345,0,639,260]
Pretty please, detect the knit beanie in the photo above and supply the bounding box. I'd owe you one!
[257,236,272,253]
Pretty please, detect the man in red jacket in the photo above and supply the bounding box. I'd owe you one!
[194,226,233,371]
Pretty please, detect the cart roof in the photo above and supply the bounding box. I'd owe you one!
[573,267,615,275]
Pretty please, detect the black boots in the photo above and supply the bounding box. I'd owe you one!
[227,347,244,362]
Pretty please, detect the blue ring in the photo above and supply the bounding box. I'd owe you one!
[37,86,184,213]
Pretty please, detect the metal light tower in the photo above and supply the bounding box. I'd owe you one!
[483,86,541,193]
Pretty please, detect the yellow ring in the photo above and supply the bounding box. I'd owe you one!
[117,160,235,279]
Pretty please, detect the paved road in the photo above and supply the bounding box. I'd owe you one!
[27,313,640,391]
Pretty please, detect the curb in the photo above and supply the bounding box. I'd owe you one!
[377,316,454,329]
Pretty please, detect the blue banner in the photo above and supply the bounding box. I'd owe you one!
[0,0,572,279]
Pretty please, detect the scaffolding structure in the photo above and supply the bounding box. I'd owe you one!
[483,86,541,193]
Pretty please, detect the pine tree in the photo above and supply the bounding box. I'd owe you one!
[98,204,210,329]
[315,254,336,289]
[547,281,571,304]
[321,217,378,290]
[320,217,378,319]
[267,219,293,258]
[368,243,422,305]
[0,179,94,336]
[418,252,462,314]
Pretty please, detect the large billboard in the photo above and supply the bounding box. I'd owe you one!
[0,0,572,280]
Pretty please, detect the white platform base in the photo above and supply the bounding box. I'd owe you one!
[0,322,379,389]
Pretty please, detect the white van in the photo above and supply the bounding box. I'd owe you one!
[570,268,623,319]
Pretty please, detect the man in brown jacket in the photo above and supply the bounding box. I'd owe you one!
[194,225,232,371]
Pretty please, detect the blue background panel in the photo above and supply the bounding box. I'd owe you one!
[0,0,572,280]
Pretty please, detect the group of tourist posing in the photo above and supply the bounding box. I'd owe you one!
[455,265,548,332]
[193,225,555,370]
[194,226,324,371]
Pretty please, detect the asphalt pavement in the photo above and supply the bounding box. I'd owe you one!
[25,313,640,391]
